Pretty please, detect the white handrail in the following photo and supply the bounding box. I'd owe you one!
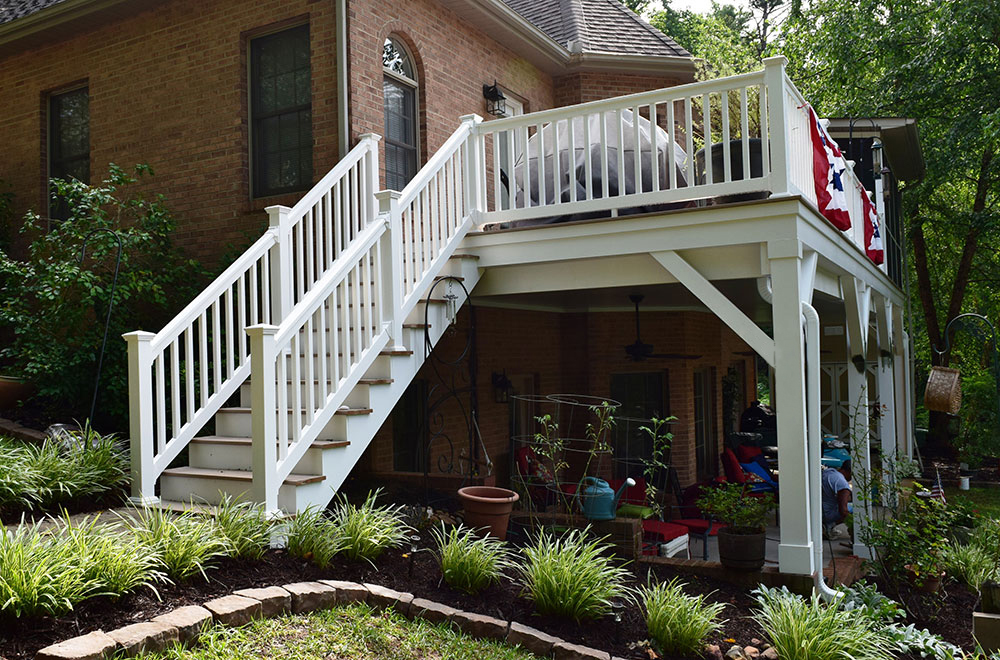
[125,136,381,504]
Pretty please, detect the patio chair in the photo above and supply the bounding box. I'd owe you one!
[721,447,778,494]
[666,467,724,560]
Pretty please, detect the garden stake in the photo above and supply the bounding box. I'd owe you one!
[612,600,625,644]
[408,533,420,577]
[79,228,123,427]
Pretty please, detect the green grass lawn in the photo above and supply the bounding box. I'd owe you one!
[147,604,542,660]
[954,483,1000,519]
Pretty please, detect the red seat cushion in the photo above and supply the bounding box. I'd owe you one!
[672,519,724,536]
[721,448,747,484]
[642,520,689,542]
[736,444,763,463]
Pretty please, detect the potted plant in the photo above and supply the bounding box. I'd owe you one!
[862,492,949,593]
[697,482,775,570]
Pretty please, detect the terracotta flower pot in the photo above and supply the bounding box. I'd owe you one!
[905,565,944,593]
[457,486,519,541]
[0,376,32,411]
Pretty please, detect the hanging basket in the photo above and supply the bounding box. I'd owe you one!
[924,366,962,414]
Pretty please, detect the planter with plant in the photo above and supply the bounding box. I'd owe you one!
[637,416,675,518]
[862,492,951,594]
[697,482,775,570]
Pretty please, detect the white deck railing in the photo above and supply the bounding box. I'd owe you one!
[124,135,380,503]
[476,57,885,271]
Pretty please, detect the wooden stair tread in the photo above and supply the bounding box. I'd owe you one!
[191,436,350,450]
[449,253,480,260]
[154,500,297,519]
[217,406,373,416]
[402,323,429,329]
[161,466,325,486]
[381,348,413,356]
[358,377,393,385]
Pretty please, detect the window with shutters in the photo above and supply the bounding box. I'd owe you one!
[251,24,312,198]
[382,36,419,190]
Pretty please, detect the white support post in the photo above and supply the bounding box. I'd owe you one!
[359,133,382,224]
[248,324,280,515]
[843,282,873,558]
[892,304,912,458]
[266,205,293,323]
[875,297,897,500]
[375,190,405,350]
[459,114,484,221]
[124,331,159,505]
[769,242,815,575]
[763,56,790,198]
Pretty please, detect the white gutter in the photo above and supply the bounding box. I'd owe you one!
[336,0,349,158]
[803,301,839,601]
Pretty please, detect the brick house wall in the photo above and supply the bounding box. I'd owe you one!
[360,305,756,490]
[554,71,684,107]
[0,0,341,266]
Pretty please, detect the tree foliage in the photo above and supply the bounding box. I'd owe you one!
[0,164,203,430]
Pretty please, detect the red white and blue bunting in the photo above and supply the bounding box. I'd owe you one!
[807,105,851,231]
[860,185,884,265]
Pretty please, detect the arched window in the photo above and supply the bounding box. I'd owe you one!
[383,36,418,190]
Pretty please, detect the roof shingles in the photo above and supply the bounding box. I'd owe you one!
[503,0,689,58]
[0,0,72,25]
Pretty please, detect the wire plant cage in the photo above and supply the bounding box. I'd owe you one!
[509,393,672,514]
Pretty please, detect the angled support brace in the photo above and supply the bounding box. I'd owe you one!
[799,250,818,307]
[842,276,870,372]
[652,250,775,367]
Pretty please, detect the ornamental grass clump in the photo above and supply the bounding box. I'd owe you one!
[517,527,631,621]
[214,495,273,560]
[0,520,94,617]
[285,507,341,568]
[60,514,163,598]
[329,489,410,563]
[125,506,228,581]
[432,523,513,594]
[753,586,894,660]
[641,577,725,656]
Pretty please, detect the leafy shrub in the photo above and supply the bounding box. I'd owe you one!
[517,527,631,621]
[214,495,273,560]
[285,507,341,568]
[641,577,725,656]
[329,490,409,563]
[0,164,203,429]
[432,524,513,594]
[861,491,951,587]
[884,622,963,659]
[697,482,774,533]
[0,520,94,617]
[753,585,894,660]
[126,506,228,581]
[835,580,903,622]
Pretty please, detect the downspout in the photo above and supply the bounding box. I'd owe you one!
[337,0,349,158]
[803,301,839,601]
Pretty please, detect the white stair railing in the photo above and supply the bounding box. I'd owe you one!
[125,134,380,503]
[247,115,484,513]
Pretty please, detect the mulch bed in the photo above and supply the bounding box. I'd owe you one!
[1,536,979,660]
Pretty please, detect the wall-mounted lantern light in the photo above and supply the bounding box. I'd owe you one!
[483,81,507,117]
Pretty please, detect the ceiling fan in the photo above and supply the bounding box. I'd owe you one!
[624,294,702,362]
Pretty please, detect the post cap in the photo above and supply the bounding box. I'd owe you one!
[122,330,156,342]
[246,324,280,337]
[359,132,382,143]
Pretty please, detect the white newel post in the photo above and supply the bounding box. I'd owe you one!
[763,56,790,198]
[769,241,815,575]
[459,114,484,220]
[266,205,293,324]
[248,324,280,515]
[375,190,405,350]
[359,133,382,224]
[124,330,159,505]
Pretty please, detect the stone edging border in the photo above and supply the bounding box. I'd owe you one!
[35,581,625,660]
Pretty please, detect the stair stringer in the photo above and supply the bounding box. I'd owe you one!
[294,253,484,509]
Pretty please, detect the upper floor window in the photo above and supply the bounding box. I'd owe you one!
[383,36,418,190]
[48,86,89,220]
[251,24,312,198]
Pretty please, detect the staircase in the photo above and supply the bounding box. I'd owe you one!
[124,115,486,515]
